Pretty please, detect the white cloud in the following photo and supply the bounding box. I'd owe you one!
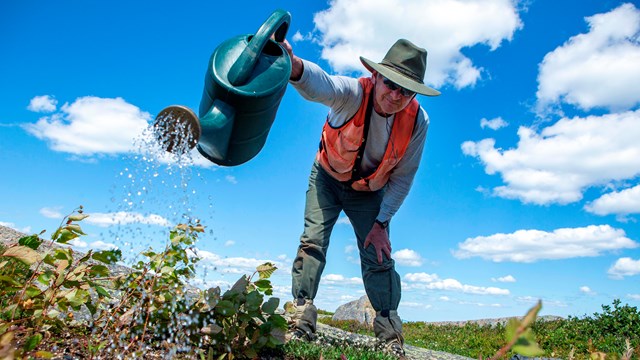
[84,211,171,227]
[492,275,516,283]
[454,225,638,263]
[40,207,64,219]
[28,95,58,113]
[404,272,509,295]
[585,184,640,216]
[24,96,151,155]
[462,110,640,205]
[393,248,423,267]
[344,245,356,254]
[311,0,522,89]
[224,240,235,247]
[608,257,640,279]
[225,175,238,184]
[190,248,284,276]
[89,241,118,250]
[580,286,596,295]
[337,216,351,225]
[480,117,509,130]
[321,274,363,286]
[537,3,640,112]
[628,294,640,300]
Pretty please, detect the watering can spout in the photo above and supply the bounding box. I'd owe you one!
[152,9,292,166]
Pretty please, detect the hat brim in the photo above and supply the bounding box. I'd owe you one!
[360,56,441,97]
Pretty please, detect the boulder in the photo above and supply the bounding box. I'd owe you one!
[332,295,376,327]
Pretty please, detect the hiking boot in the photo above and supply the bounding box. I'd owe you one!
[385,339,407,359]
[285,327,315,342]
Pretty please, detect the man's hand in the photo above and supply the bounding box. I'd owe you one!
[280,39,304,81]
[364,222,391,264]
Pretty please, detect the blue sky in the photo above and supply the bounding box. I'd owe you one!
[1,0,639,322]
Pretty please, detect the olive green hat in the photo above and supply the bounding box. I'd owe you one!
[360,39,440,96]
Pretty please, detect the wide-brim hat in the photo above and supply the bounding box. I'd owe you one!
[360,39,440,96]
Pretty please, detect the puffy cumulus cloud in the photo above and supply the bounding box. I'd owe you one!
[310,0,522,89]
[491,275,516,283]
[462,110,640,205]
[393,248,423,267]
[537,3,640,112]
[28,95,58,113]
[608,257,640,279]
[191,248,285,275]
[321,274,363,286]
[480,117,509,130]
[585,184,640,216]
[24,96,151,155]
[454,225,638,263]
[84,211,171,227]
[404,272,509,295]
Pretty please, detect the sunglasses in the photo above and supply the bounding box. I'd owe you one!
[380,75,415,97]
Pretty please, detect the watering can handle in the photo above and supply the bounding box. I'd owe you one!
[227,9,291,86]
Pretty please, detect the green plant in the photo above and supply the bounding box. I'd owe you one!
[195,263,287,359]
[0,206,122,359]
[0,207,287,359]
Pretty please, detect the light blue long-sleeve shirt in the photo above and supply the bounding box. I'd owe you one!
[290,59,430,223]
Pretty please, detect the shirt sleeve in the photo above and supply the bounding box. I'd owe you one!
[377,108,429,224]
[289,59,362,126]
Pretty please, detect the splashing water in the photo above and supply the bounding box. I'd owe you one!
[95,107,219,358]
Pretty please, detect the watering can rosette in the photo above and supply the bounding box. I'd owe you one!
[153,9,292,166]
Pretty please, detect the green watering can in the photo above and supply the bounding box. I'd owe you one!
[154,9,292,166]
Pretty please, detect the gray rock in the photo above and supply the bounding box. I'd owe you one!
[332,295,376,327]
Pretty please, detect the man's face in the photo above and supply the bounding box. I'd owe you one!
[372,72,416,116]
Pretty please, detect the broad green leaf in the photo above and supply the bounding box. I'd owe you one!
[92,249,122,264]
[262,297,279,314]
[254,279,272,291]
[2,245,42,265]
[88,264,110,277]
[37,271,53,285]
[66,224,86,235]
[227,275,249,296]
[513,332,545,356]
[25,285,41,298]
[68,213,90,222]
[215,300,237,317]
[78,250,93,263]
[256,262,277,280]
[171,234,185,245]
[18,234,42,250]
[521,300,542,328]
[0,275,22,287]
[245,291,263,312]
[65,288,90,307]
[205,287,221,308]
[23,333,43,352]
[56,229,78,244]
[505,318,520,341]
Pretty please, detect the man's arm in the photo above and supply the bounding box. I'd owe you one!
[377,109,429,223]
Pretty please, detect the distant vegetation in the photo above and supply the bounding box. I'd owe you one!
[1,209,637,359]
[320,299,640,359]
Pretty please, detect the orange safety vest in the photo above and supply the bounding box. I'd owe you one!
[316,77,419,191]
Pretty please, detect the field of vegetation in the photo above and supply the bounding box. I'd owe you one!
[1,209,638,359]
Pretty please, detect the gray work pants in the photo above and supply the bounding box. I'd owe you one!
[291,161,403,342]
